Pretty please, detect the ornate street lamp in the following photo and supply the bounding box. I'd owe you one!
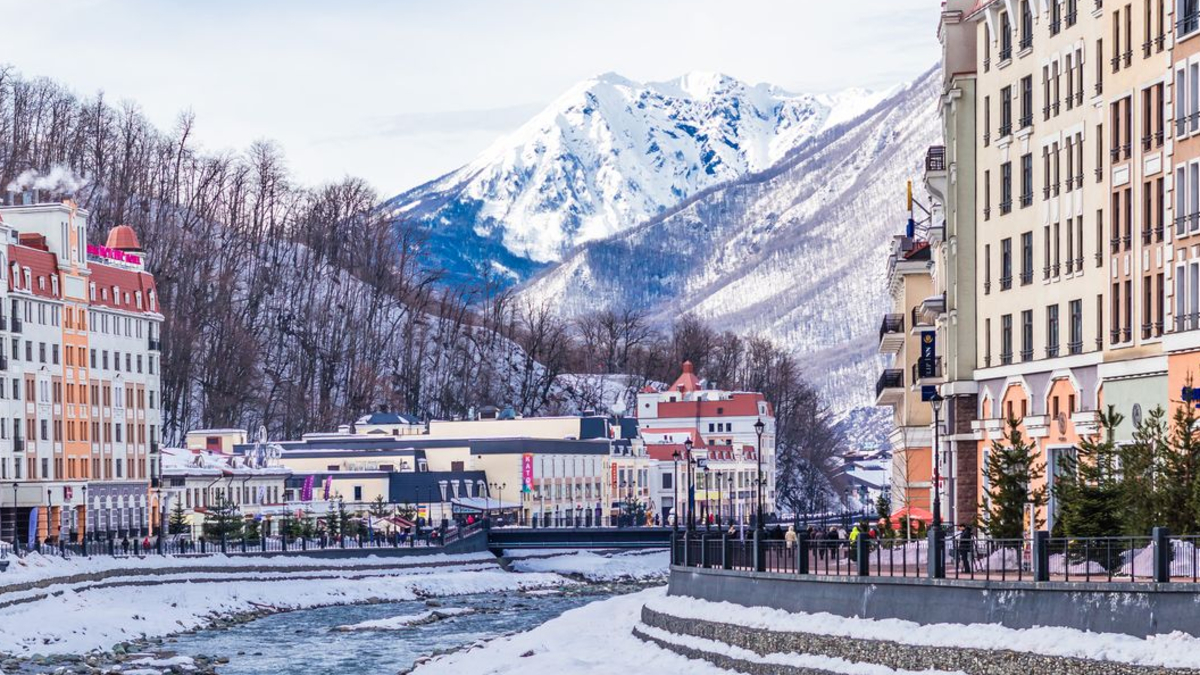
[683,438,695,530]
[930,393,944,531]
[671,450,680,530]
[754,418,765,531]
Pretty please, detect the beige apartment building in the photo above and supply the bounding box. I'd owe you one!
[878,235,934,516]
[968,0,1111,530]
[924,0,981,526]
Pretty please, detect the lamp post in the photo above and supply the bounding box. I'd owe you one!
[726,474,735,530]
[683,438,695,531]
[715,469,722,528]
[671,451,680,530]
[10,482,17,547]
[930,393,944,531]
[702,465,711,528]
[754,418,765,531]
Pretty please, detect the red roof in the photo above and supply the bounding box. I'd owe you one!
[653,392,772,419]
[89,261,158,313]
[9,244,60,299]
[105,225,141,251]
[669,361,701,393]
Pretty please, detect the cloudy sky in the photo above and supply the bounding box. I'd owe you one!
[1,0,940,195]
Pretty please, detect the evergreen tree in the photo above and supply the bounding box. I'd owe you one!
[1165,390,1200,534]
[875,493,894,540]
[1120,405,1168,536]
[202,494,243,540]
[168,500,188,536]
[244,516,261,541]
[395,503,416,522]
[1054,407,1122,568]
[368,495,391,520]
[983,418,1046,539]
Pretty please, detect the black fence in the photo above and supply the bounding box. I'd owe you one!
[671,527,1200,584]
[0,522,486,561]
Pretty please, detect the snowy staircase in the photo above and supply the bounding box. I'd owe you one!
[632,604,1197,675]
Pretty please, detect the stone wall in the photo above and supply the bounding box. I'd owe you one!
[669,566,1200,638]
[638,605,1197,675]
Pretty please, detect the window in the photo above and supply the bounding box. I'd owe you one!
[1000,11,1013,60]
[1019,0,1033,49]
[1001,314,1014,364]
[1047,304,1060,358]
[984,243,992,294]
[1069,299,1084,354]
[1020,153,1033,207]
[1021,232,1033,284]
[1181,0,1199,38]
[984,96,991,145]
[1001,86,1013,136]
[1001,238,1013,290]
[984,170,992,220]
[1021,310,1034,361]
[1001,161,1013,213]
[1020,75,1034,128]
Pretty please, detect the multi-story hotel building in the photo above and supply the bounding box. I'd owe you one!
[878,234,935,517]
[1165,4,1200,416]
[922,0,981,526]
[638,362,776,528]
[0,199,163,544]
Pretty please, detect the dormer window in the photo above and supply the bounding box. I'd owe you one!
[148,291,156,312]
[22,268,30,290]
[89,283,96,301]
[50,277,58,296]
[37,277,43,291]
[135,292,142,309]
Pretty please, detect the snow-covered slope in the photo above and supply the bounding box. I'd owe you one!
[517,68,942,419]
[386,72,888,285]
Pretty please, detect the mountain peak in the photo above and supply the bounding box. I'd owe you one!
[388,70,902,280]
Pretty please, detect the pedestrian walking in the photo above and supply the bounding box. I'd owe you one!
[785,525,797,550]
[957,524,974,573]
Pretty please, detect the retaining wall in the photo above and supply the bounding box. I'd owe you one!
[668,565,1200,638]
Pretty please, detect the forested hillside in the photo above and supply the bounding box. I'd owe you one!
[0,64,846,510]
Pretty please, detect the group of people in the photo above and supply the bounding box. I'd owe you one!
[774,521,977,571]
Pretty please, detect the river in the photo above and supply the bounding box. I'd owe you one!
[163,586,624,675]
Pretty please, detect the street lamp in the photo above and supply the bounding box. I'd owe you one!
[683,438,695,530]
[671,450,680,530]
[726,474,735,531]
[930,393,944,531]
[754,418,765,531]
[702,465,711,528]
[10,482,17,547]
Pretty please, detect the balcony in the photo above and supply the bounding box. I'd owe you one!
[912,357,943,385]
[13,437,24,452]
[148,337,162,351]
[924,146,947,203]
[875,369,904,406]
[911,306,934,330]
[11,318,22,334]
[878,314,905,354]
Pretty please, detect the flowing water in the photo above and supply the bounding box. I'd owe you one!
[165,588,619,674]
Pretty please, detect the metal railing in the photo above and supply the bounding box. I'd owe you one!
[925,146,946,172]
[672,528,1200,585]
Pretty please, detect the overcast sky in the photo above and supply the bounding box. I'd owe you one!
[1,0,940,195]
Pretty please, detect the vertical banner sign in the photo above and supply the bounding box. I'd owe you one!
[322,476,332,501]
[301,475,314,501]
[611,463,618,492]
[522,454,534,493]
[27,507,38,549]
[919,332,936,377]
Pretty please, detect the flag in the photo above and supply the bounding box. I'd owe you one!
[27,507,38,549]
[301,475,314,501]
[323,476,332,501]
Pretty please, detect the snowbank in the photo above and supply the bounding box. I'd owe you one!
[333,607,476,631]
[0,566,567,656]
[409,588,730,675]
[644,594,1200,670]
[0,550,498,587]
[507,549,668,581]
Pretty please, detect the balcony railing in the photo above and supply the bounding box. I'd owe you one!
[911,306,933,329]
[875,369,904,400]
[12,318,23,334]
[925,145,946,172]
[912,357,943,383]
[879,314,905,351]
[1068,340,1083,355]
[148,337,162,351]
[1178,12,1200,39]
[13,437,24,452]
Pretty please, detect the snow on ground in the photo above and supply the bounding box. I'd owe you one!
[0,550,498,586]
[507,549,669,581]
[333,607,476,631]
[410,588,733,675]
[0,566,568,656]
[645,594,1200,670]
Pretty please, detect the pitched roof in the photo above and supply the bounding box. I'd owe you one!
[669,361,701,393]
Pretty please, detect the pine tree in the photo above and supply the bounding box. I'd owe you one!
[202,494,243,540]
[368,495,391,520]
[1165,391,1200,534]
[1120,405,1168,536]
[326,502,342,539]
[875,493,894,540]
[1054,406,1122,568]
[168,500,188,536]
[244,516,261,541]
[983,418,1046,539]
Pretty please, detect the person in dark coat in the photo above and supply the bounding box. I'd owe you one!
[957,524,974,572]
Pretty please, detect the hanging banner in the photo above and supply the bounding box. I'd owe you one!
[27,507,38,548]
[322,476,332,501]
[301,475,314,501]
[521,454,534,493]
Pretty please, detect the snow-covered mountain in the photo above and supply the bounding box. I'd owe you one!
[386,72,889,285]
[517,67,942,423]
